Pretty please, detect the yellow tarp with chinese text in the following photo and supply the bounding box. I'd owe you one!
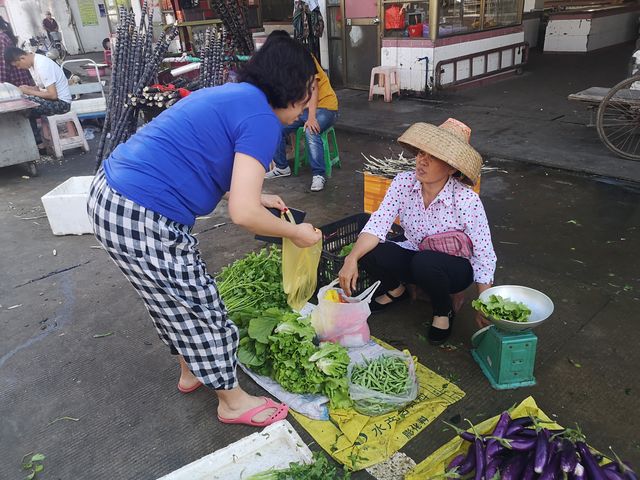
[406,396,562,479]
[290,339,465,471]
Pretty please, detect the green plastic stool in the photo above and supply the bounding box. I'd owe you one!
[293,126,341,178]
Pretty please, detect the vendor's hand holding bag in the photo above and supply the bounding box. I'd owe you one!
[311,279,380,347]
[282,210,322,311]
[418,230,473,258]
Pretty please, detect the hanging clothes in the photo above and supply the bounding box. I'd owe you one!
[293,0,323,62]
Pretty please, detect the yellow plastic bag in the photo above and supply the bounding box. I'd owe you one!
[282,210,322,311]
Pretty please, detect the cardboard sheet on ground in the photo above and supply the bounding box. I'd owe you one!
[405,396,562,479]
[290,339,465,471]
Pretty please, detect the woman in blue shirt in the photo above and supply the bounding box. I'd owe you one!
[87,36,320,427]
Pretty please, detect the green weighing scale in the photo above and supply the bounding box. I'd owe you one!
[471,285,554,390]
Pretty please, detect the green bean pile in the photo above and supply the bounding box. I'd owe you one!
[351,355,411,395]
[350,355,414,416]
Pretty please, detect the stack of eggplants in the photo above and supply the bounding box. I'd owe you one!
[445,411,638,479]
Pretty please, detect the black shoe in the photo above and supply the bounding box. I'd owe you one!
[370,288,409,313]
[428,312,454,345]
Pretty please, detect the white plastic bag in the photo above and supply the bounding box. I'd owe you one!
[348,349,419,416]
[311,279,380,347]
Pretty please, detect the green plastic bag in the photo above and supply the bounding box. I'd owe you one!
[281,210,322,311]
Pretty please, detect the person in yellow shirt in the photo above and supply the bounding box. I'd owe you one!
[264,31,339,192]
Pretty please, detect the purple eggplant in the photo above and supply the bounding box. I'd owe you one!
[522,455,537,480]
[576,442,606,480]
[500,452,530,480]
[604,458,639,480]
[474,438,485,480]
[603,468,627,480]
[504,436,537,451]
[485,456,502,479]
[460,431,476,442]
[539,450,562,480]
[485,411,512,465]
[571,462,586,480]
[505,416,535,436]
[457,443,477,475]
[447,453,465,470]
[560,439,579,473]
[534,429,551,473]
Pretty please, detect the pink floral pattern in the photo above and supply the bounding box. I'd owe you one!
[361,172,497,284]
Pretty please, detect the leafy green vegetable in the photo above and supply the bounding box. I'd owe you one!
[217,247,289,313]
[472,294,531,323]
[338,243,355,257]
[233,308,352,409]
[246,451,351,479]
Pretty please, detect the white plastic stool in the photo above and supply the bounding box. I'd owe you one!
[368,66,400,103]
[41,111,90,159]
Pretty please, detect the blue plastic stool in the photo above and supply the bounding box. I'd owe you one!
[293,126,341,178]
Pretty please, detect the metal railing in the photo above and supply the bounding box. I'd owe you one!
[435,42,529,90]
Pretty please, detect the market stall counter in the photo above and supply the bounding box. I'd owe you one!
[0,83,39,176]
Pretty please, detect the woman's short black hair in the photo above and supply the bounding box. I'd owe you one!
[238,35,315,109]
[4,46,27,65]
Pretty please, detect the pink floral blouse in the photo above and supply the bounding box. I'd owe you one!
[361,172,497,284]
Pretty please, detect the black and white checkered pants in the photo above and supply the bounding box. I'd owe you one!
[87,168,239,389]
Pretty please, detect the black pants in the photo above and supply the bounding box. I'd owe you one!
[360,242,474,316]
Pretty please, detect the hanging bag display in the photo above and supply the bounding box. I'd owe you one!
[281,210,322,311]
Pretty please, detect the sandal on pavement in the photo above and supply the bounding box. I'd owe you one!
[370,288,410,313]
[428,312,455,345]
[217,397,289,427]
[177,380,203,394]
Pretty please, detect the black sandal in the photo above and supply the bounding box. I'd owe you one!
[428,311,455,345]
[370,288,409,313]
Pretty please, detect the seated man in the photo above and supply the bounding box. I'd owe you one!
[264,30,339,192]
[4,47,71,143]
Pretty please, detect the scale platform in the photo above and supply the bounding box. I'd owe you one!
[472,326,537,390]
[471,285,554,390]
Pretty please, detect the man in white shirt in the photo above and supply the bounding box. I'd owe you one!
[4,47,71,143]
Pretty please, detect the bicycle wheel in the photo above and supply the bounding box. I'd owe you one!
[596,75,640,160]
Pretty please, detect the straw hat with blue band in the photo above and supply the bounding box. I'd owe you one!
[397,118,483,186]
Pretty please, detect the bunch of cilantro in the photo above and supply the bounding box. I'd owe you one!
[216,246,289,314]
[246,452,350,480]
[230,308,352,410]
[472,294,532,323]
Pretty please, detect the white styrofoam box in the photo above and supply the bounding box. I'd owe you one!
[157,420,313,480]
[41,176,94,236]
[70,97,107,116]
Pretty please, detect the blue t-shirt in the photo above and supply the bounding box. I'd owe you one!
[103,83,281,226]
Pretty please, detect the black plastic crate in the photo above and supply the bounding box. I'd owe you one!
[317,213,404,294]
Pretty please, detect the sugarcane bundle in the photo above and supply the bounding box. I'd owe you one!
[95,5,178,169]
[362,152,416,179]
[209,0,253,55]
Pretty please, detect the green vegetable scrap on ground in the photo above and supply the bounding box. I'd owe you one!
[231,308,352,410]
[216,246,289,313]
[246,451,351,479]
[338,243,355,257]
[471,294,532,323]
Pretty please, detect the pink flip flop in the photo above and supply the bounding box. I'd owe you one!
[177,380,203,394]
[217,397,289,427]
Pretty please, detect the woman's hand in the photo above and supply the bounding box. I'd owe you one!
[260,194,286,211]
[474,311,491,329]
[338,256,359,297]
[292,223,321,248]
